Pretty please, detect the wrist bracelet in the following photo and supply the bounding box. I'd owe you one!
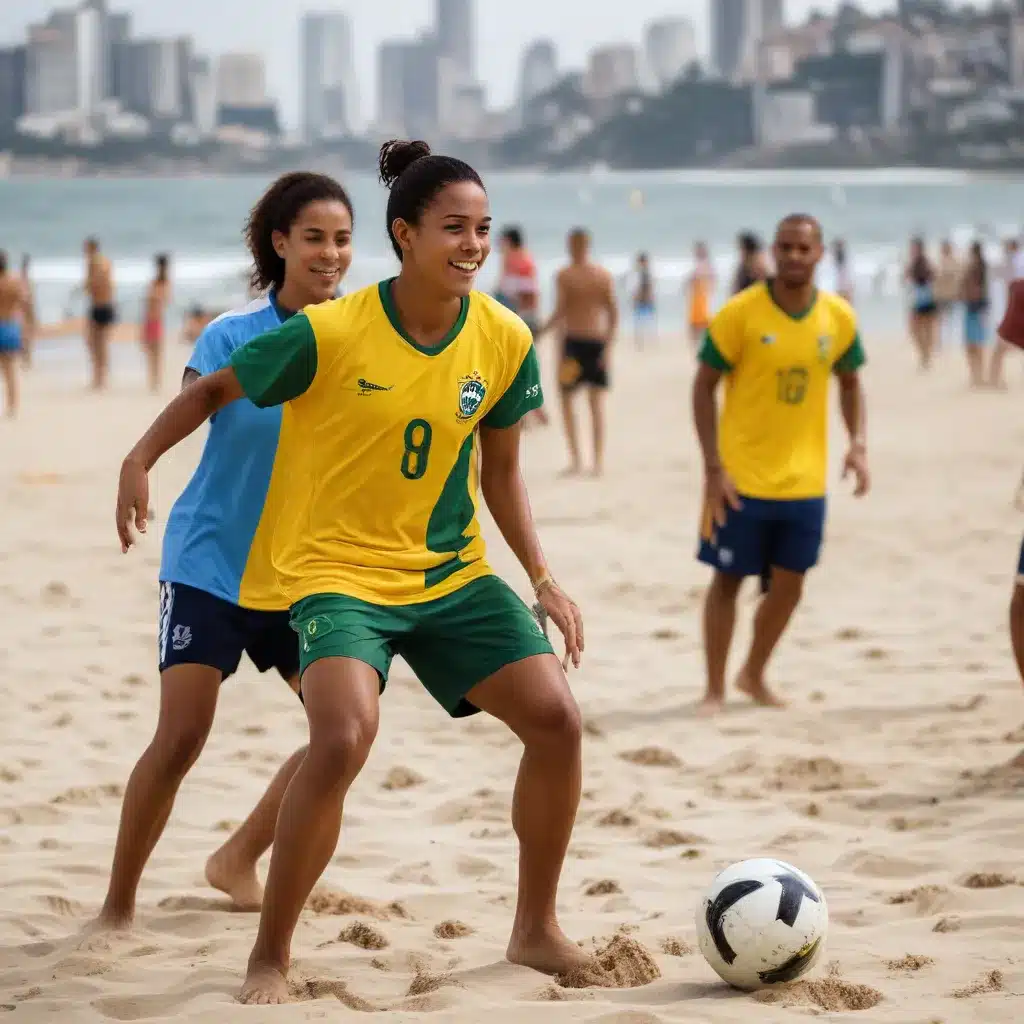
[532,575,556,596]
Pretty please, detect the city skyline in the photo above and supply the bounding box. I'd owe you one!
[0,0,904,131]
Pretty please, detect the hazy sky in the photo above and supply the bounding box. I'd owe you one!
[1,0,899,129]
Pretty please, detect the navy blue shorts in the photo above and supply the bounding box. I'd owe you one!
[158,581,299,682]
[697,495,826,582]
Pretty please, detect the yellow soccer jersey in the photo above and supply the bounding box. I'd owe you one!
[699,282,866,500]
[229,279,543,607]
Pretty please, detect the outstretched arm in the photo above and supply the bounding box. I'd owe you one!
[479,421,582,668]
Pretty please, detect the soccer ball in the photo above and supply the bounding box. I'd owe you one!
[695,858,828,991]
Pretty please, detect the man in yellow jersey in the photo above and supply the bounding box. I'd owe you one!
[692,214,870,715]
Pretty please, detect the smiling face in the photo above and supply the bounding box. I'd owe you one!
[391,181,491,298]
[273,198,353,306]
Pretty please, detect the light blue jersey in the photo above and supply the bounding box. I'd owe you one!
[159,293,292,610]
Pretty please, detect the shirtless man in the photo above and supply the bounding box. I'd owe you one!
[0,251,28,417]
[84,237,116,390]
[541,228,618,476]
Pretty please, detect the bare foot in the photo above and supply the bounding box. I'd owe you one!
[736,670,787,708]
[589,466,603,478]
[239,961,290,1005]
[558,466,582,479]
[76,910,131,950]
[205,846,264,911]
[507,924,594,976]
[695,695,725,718]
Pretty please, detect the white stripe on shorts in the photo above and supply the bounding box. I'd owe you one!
[158,582,175,665]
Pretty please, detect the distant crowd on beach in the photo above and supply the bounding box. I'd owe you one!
[2,223,1023,420]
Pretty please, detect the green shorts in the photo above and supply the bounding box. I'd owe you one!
[290,574,555,718]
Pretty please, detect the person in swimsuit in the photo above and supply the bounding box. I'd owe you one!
[905,236,939,371]
[115,138,588,1004]
[960,240,990,388]
[632,251,656,350]
[141,253,171,393]
[0,250,28,417]
[989,237,1024,390]
[732,232,767,295]
[687,241,716,344]
[83,237,117,390]
[90,172,356,936]
[497,226,548,426]
[541,227,618,477]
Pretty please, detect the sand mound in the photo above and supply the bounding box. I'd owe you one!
[754,978,883,1011]
[557,934,661,990]
[307,888,408,920]
[337,921,389,950]
[433,920,474,939]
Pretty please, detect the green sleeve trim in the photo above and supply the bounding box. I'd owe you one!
[697,329,732,372]
[482,345,543,428]
[833,332,866,375]
[229,314,318,408]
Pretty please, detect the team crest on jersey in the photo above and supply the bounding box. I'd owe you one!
[457,370,488,420]
[817,335,832,362]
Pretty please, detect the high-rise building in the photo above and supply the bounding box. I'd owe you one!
[712,0,785,81]
[517,39,558,113]
[112,39,181,119]
[401,35,440,138]
[301,12,357,142]
[436,0,474,79]
[0,46,27,134]
[25,6,102,118]
[584,44,639,100]
[644,18,697,91]
[216,53,266,107]
[377,41,408,133]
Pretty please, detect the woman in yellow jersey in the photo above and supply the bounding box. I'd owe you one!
[114,140,588,1003]
[92,174,355,938]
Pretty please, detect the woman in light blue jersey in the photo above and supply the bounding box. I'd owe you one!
[91,172,355,932]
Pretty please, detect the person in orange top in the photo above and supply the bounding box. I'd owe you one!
[687,241,716,344]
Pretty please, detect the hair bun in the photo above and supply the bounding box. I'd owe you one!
[378,139,431,188]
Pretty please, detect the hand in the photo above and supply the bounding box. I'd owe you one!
[704,465,742,529]
[842,444,870,497]
[537,580,584,671]
[116,455,150,553]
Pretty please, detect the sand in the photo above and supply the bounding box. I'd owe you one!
[1,328,1023,1022]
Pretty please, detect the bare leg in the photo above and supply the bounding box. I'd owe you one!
[205,745,307,910]
[909,316,925,369]
[467,654,591,976]
[96,325,111,391]
[145,340,162,393]
[587,386,606,477]
[240,658,380,1006]
[95,665,221,928]
[736,566,804,708]
[700,571,742,715]
[559,387,582,476]
[922,315,939,369]
[85,321,99,390]
[966,345,986,388]
[0,352,17,417]
[989,339,1010,389]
